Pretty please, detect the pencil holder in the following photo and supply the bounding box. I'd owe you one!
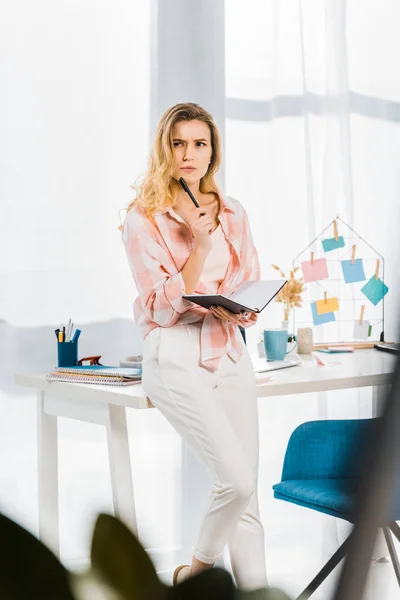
[57,341,78,367]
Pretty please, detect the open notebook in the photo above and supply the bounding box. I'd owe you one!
[183,279,287,314]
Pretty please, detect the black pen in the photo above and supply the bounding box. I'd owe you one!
[179,177,205,217]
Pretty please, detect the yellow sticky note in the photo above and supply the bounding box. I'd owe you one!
[315,297,339,315]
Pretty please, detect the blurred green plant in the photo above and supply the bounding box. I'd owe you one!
[0,511,291,600]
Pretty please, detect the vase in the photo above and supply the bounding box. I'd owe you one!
[281,320,289,330]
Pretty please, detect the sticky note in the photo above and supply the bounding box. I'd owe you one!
[311,302,336,326]
[315,297,339,315]
[341,259,366,284]
[361,276,389,306]
[301,258,329,283]
[353,320,370,340]
[322,236,345,253]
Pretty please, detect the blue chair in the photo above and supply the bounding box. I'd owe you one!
[272,419,400,599]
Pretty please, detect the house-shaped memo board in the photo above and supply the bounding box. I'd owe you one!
[292,217,388,345]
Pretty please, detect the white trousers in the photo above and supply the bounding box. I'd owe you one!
[142,322,267,590]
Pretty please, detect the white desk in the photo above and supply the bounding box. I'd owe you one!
[14,349,396,557]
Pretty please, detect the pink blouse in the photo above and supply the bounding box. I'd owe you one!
[122,192,260,372]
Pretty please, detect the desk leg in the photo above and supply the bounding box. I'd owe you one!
[106,405,138,535]
[37,391,60,556]
[370,384,392,596]
[372,384,391,418]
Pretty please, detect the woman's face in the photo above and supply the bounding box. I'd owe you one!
[170,119,213,185]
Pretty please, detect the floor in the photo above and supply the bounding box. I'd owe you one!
[1,385,399,599]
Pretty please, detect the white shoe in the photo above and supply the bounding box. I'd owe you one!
[173,565,191,585]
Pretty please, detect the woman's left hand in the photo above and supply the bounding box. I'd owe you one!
[210,305,250,323]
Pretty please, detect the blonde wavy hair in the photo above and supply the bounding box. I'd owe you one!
[126,102,222,219]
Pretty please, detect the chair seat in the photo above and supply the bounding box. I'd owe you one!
[273,479,359,521]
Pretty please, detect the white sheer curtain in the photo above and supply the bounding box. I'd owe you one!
[2,1,150,327]
[1,0,399,594]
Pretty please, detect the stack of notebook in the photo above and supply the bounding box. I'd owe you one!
[46,365,142,386]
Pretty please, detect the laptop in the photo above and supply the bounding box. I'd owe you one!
[374,342,400,355]
[251,354,301,373]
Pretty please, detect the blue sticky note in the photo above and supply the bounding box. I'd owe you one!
[311,302,336,326]
[322,236,345,253]
[361,276,389,306]
[341,259,366,284]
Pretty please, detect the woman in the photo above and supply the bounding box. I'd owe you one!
[122,103,267,591]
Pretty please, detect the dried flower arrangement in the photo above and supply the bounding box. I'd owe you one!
[272,264,305,322]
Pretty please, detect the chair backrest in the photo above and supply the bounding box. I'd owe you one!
[280,419,377,482]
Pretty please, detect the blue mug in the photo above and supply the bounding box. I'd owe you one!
[263,329,297,361]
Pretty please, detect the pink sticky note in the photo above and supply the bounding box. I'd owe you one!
[301,258,329,283]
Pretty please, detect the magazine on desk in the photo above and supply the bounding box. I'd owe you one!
[183,279,287,314]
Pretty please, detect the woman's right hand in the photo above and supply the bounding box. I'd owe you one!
[189,211,213,252]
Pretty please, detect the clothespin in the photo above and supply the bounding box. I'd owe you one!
[311,251,314,265]
[351,244,356,265]
[333,219,339,242]
[375,259,380,281]
[359,305,365,325]
[324,291,327,304]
